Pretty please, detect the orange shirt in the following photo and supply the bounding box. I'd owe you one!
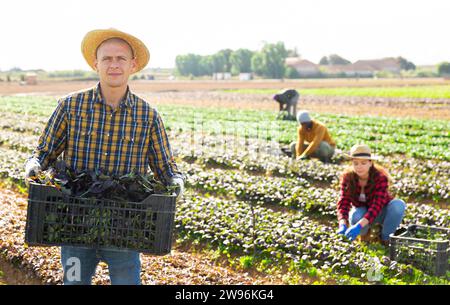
[296,119,336,157]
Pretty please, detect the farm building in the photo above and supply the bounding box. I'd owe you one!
[212,72,232,80]
[322,64,375,77]
[239,73,253,80]
[285,57,321,77]
[25,72,38,85]
[353,58,401,74]
[322,58,402,77]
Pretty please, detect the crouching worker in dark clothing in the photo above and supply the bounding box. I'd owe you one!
[273,89,299,120]
[336,144,406,245]
[289,110,336,163]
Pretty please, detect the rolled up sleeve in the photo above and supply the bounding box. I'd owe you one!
[30,99,67,169]
[148,110,184,184]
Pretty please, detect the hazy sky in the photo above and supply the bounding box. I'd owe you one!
[1,0,449,71]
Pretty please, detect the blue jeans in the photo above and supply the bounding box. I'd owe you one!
[349,199,406,241]
[61,246,141,285]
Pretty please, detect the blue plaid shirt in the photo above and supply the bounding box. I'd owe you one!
[30,83,183,184]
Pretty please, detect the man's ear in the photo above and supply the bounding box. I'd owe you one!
[131,58,137,74]
[93,59,99,72]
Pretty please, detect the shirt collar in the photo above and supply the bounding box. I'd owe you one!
[93,82,135,109]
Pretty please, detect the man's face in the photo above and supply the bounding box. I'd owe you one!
[94,38,137,88]
[301,121,312,129]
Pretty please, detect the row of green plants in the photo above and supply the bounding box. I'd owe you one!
[222,85,450,99]
[0,127,448,202]
[2,139,448,237]
[161,110,450,160]
[176,192,448,284]
[0,139,448,282]
[181,162,450,229]
[171,135,450,202]
[1,97,449,160]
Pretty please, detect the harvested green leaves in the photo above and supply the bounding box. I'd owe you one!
[30,160,176,201]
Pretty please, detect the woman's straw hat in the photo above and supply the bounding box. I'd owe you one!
[81,28,150,73]
[344,144,381,161]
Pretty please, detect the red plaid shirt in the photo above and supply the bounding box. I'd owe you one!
[336,171,393,224]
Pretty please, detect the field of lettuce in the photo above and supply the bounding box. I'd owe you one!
[0,93,449,285]
[222,85,450,99]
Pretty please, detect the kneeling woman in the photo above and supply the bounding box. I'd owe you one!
[336,144,406,244]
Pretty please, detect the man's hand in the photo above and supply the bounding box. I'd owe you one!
[169,177,185,198]
[344,223,362,241]
[25,159,41,181]
[296,155,309,161]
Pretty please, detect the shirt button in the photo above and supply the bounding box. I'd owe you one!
[104,152,108,156]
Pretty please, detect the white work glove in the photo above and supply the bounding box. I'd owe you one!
[169,177,185,198]
[25,158,42,180]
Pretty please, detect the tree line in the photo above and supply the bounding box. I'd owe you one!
[174,42,449,79]
[175,42,291,79]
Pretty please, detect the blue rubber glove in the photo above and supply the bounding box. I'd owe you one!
[345,223,362,241]
[336,224,347,235]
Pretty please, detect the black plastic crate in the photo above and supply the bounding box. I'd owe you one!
[389,224,450,276]
[25,182,177,255]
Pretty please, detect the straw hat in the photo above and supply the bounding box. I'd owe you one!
[344,144,381,161]
[81,28,150,73]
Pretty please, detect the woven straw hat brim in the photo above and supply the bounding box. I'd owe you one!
[81,28,150,73]
[343,153,381,161]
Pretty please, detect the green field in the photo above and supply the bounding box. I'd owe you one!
[2,96,449,160]
[222,85,450,99]
[0,94,449,284]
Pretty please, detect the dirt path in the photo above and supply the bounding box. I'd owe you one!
[1,78,448,95]
[0,188,284,285]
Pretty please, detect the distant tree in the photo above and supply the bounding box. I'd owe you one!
[251,52,265,76]
[319,56,329,65]
[175,54,189,76]
[397,57,416,70]
[217,49,233,72]
[48,70,89,78]
[230,49,254,74]
[175,54,202,76]
[287,47,300,57]
[199,55,214,75]
[284,66,300,79]
[437,62,450,76]
[211,52,227,73]
[328,54,351,65]
[251,42,288,78]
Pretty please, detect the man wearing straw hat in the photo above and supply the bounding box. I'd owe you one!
[24,28,185,285]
